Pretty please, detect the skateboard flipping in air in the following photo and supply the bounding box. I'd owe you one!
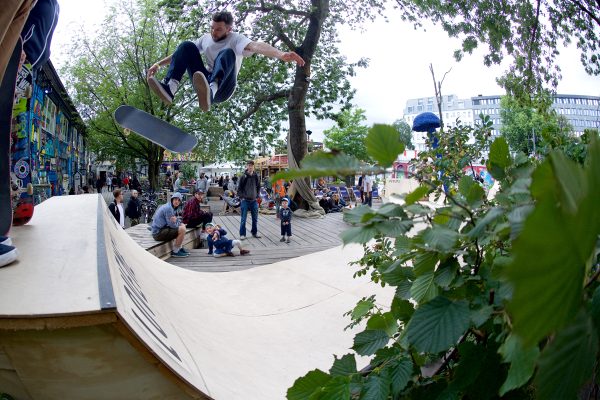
[113,105,198,153]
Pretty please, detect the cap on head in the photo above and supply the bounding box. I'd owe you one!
[205,223,216,229]
[194,188,205,195]
[281,197,289,203]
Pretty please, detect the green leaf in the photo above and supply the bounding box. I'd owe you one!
[506,195,585,345]
[367,312,398,337]
[288,369,331,400]
[329,354,357,377]
[487,137,511,180]
[410,272,439,303]
[360,374,390,400]
[467,207,504,239]
[381,262,413,286]
[413,251,438,276]
[470,305,493,327]
[319,377,352,400]
[394,236,412,255]
[405,185,429,205]
[450,341,505,400]
[365,124,405,168]
[376,203,407,218]
[434,258,459,288]
[340,226,378,244]
[385,357,413,395]
[351,299,375,320]
[422,226,459,253]
[396,281,412,300]
[272,151,377,182]
[352,330,390,356]
[391,297,414,322]
[458,175,484,206]
[343,205,375,225]
[590,286,600,329]
[535,311,598,399]
[498,335,539,395]
[376,220,414,237]
[405,296,470,353]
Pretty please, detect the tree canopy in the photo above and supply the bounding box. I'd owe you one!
[323,108,371,162]
[396,0,600,103]
[392,119,414,150]
[499,95,573,155]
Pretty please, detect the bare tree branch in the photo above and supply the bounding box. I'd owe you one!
[236,89,289,124]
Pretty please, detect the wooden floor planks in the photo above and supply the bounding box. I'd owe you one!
[166,212,348,272]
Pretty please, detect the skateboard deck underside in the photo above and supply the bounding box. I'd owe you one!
[113,105,197,153]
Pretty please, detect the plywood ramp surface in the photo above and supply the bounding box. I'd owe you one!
[0,195,393,399]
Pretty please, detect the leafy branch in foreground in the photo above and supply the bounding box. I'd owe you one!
[283,122,600,399]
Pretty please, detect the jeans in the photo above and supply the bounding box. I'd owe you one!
[165,41,237,103]
[239,199,258,236]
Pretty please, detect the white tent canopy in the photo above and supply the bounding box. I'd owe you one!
[200,162,241,176]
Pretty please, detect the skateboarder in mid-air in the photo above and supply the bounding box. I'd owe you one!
[147,10,305,112]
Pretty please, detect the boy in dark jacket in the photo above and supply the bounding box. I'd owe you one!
[205,223,250,257]
[125,190,142,226]
[279,198,292,243]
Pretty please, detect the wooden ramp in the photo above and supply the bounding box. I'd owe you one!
[0,195,392,399]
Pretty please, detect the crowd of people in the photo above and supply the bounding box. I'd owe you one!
[105,162,380,260]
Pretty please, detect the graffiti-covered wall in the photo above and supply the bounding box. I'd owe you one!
[10,60,87,203]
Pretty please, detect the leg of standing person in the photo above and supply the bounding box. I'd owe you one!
[239,199,249,238]
[285,223,292,243]
[250,199,259,237]
[0,0,36,83]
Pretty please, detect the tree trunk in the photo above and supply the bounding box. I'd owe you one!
[287,0,329,207]
[147,144,163,190]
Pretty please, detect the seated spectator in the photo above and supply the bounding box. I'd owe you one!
[205,223,250,257]
[316,177,327,191]
[327,193,346,213]
[222,190,241,213]
[173,172,189,193]
[150,192,189,258]
[319,196,331,213]
[182,188,213,230]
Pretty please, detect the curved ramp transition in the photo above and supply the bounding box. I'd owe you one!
[0,195,392,399]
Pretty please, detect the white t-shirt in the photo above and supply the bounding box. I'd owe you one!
[363,175,373,192]
[195,32,253,76]
[117,203,125,228]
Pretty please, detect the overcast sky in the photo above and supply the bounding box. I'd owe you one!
[51,0,600,141]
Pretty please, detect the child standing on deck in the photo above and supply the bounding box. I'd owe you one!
[279,198,292,244]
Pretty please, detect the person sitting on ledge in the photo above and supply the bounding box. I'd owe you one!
[150,192,189,258]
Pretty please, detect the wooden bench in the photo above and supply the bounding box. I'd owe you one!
[126,223,206,260]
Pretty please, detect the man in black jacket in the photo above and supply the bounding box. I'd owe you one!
[125,190,142,226]
[237,160,261,240]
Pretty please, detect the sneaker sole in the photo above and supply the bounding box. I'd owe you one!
[0,247,18,267]
[148,76,173,106]
[192,72,211,112]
